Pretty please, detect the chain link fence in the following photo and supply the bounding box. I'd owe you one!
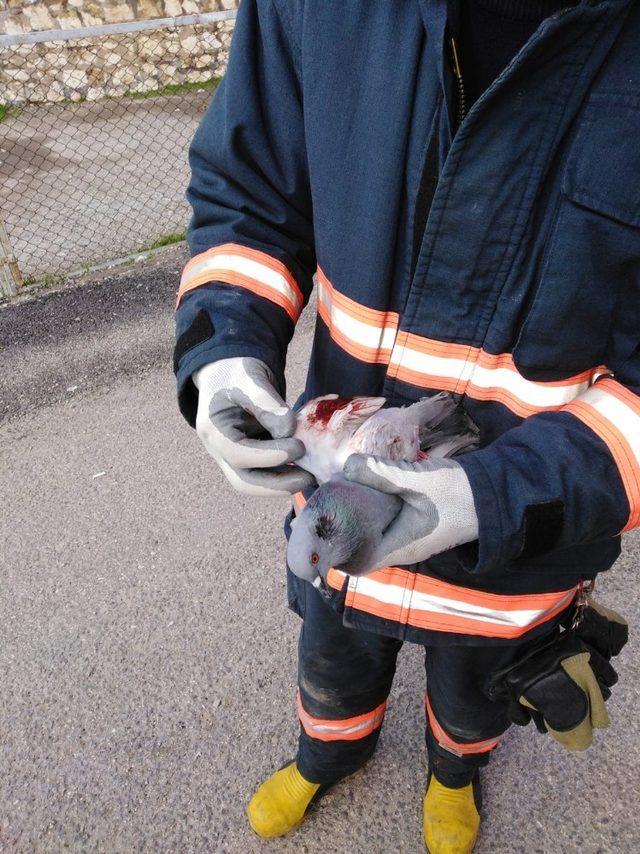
[0,9,238,294]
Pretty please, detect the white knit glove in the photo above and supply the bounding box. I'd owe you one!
[343,454,478,568]
[193,357,316,496]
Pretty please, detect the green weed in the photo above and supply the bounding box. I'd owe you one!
[0,103,21,123]
[137,230,187,252]
[124,78,221,100]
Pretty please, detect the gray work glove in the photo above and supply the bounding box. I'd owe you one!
[193,358,316,497]
[343,455,478,568]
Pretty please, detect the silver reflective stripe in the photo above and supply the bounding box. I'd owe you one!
[303,709,385,738]
[181,252,302,313]
[437,736,500,758]
[351,575,576,630]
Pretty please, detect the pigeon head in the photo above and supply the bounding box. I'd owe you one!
[287,479,374,583]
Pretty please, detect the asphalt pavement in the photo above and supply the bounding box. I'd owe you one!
[1,256,639,852]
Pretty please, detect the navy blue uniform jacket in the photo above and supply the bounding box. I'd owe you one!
[174,0,640,644]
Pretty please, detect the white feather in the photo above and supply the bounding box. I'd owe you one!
[294,392,470,483]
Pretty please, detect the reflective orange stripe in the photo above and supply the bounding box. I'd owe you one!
[386,332,470,396]
[317,299,393,364]
[317,267,398,364]
[425,694,500,756]
[297,690,386,742]
[345,572,576,640]
[388,334,596,417]
[316,270,600,417]
[176,243,304,321]
[564,377,640,532]
[317,268,399,328]
[392,332,473,360]
[292,495,577,637]
[325,569,346,590]
[358,567,575,612]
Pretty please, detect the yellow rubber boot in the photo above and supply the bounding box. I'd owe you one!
[423,775,480,854]
[247,761,321,838]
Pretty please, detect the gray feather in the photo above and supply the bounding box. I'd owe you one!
[286,475,401,580]
[423,408,480,457]
[288,392,479,584]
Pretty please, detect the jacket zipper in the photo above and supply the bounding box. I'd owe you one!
[407,35,466,287]
[449,36,466,131]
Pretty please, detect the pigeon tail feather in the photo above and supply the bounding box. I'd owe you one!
[404,392,459,432]
[425,409,480,458]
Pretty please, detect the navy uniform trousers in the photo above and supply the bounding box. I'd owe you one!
[295,579,554,789]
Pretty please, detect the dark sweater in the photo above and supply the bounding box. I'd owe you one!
[458,0,576,108]
[412,0,574,269]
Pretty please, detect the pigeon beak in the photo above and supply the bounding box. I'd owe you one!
[311,574,332,601]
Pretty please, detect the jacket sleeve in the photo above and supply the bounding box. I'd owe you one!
[456,354,640,573]
[173,0,315,426]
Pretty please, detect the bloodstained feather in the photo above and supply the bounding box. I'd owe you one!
[305,396,367,426]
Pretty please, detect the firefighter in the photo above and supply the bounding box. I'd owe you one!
[174,1,637,850]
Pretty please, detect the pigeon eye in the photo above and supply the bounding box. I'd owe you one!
[310,552,319,566]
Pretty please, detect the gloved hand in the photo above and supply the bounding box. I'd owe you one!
[342,455,478,569]
[488,629,622,752]
[193,357,316,496]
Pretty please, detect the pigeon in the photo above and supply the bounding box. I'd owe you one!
[293,392,461,483]
[287,393,478,585]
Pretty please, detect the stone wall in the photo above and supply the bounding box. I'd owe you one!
[0,1,238,34]
[0,1,238,105]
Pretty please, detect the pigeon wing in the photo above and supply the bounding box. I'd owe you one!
[326,396,387,435]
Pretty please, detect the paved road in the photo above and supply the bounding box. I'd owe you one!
[0,89,214,280]
[1,261,639,852]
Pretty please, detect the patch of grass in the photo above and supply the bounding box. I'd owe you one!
[21,272,64,289]
[0,77,219,122]
[41,273,63,286]
[0,103,21,123]
[124,78,221,100]
[137,230,187,252]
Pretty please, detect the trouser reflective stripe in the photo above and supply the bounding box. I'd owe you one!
[425,694,500,757]
[297,691,386,742]
[293,577,541,786]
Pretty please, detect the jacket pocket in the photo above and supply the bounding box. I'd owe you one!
[566,94,640,227]
[513,94,640,380]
